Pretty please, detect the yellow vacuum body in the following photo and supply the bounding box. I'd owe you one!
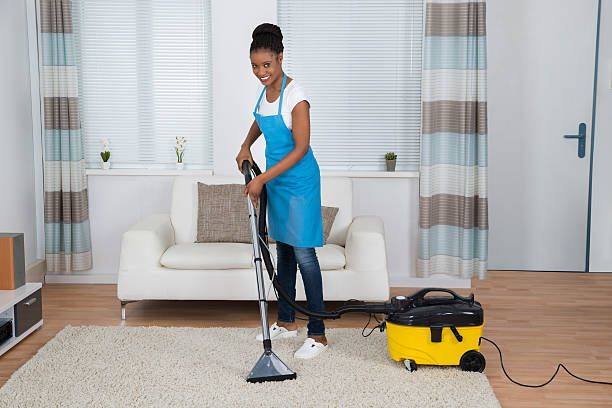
[384,289,486,372]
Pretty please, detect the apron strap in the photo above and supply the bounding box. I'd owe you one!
[277,73,287,116]
[253,86,266,115]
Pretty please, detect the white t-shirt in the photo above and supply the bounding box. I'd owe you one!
[256,80,309,130]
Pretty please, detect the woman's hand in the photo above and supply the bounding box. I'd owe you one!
[236,145,254,173]
[244,175,265,207]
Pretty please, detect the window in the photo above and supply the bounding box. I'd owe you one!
[73,0,212,169]
[278,0,423,171]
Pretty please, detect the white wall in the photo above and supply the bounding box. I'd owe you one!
[47,0,434,287]
[487,0,528,269]
[210,0,272,175]
[0,0,38,266]
[590,0,612,272]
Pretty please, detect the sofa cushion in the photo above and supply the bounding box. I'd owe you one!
[160,243,346,271]
[196,183,251,243]
[161,243,254,270]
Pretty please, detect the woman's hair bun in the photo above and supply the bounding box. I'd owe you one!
[250,23,284,54]
[252,23,283,41]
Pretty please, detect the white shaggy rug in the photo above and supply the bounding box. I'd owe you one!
[0,326,500,407]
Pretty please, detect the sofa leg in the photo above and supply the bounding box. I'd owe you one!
[120,300,137,320]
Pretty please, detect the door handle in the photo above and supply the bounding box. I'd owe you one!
[563,122,586,158]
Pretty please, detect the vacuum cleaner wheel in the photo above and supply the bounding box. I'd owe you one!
[403,359,418,372]
[459,350,486,372]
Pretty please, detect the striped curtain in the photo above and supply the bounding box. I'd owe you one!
[418,0,488,279]
[40,0,92,273]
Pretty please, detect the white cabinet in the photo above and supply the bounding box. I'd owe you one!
[0,283,43,357]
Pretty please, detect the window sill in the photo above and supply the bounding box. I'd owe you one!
[85,169,419,178]
[86,168,214,176]
[320,171,419,178]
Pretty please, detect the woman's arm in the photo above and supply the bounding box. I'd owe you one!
[236,120,262,170]
[242,120,262,149]
[259,100,311,183]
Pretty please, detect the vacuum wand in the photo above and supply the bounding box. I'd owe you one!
[246,187,272,350]
[243,160,297,383]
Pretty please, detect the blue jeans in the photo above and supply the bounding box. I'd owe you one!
[276,241,326,336]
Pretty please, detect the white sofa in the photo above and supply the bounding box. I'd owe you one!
[117,175,389,319]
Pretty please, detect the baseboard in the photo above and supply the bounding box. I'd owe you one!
[26,259,46,284]
[389,276,471,289]
[44,273,118,284]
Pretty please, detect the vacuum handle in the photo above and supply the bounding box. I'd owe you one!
[242,160,253,183]
[242,160,264,182]
[411,288,474,305]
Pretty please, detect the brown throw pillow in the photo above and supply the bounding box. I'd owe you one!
[321,206,340,243]
[196,183,252,243]
[268,206,339,245]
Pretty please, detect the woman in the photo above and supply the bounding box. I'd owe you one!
[235,23,327,360]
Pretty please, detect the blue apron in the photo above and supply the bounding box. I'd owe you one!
[253,74,323,248]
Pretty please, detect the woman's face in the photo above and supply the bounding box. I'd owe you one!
[250,49,283,86]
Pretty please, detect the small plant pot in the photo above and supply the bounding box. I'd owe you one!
[386,159,396,171]
[101,161,111,170]
[176,162,185,170]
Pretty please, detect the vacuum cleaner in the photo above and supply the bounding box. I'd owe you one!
[241,160,486,383]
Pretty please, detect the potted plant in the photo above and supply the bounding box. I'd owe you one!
[100,138,111,170]
[175,136,187,169]
[385,152,397,171]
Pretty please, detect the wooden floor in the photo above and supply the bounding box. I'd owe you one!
[1,271,612,407]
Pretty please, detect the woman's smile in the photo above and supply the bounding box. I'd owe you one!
[259,75,271,83]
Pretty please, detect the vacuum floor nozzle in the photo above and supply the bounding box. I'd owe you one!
[246,350,297,383]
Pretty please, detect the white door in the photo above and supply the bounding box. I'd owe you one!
[488,0,600,271]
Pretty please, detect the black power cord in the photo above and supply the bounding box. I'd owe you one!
[361,313,385,337]
[481,337,612,387]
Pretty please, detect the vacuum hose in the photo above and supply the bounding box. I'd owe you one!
[241,160,394,319]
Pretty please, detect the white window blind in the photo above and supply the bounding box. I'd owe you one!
[278,0,423,171]
[72,0,212,169]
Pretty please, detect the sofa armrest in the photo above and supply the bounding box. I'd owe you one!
[345,216,388,273]
[119,214,175,271]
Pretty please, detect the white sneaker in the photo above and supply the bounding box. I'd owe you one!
[294,337,328,360]
[255,322,298,341]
